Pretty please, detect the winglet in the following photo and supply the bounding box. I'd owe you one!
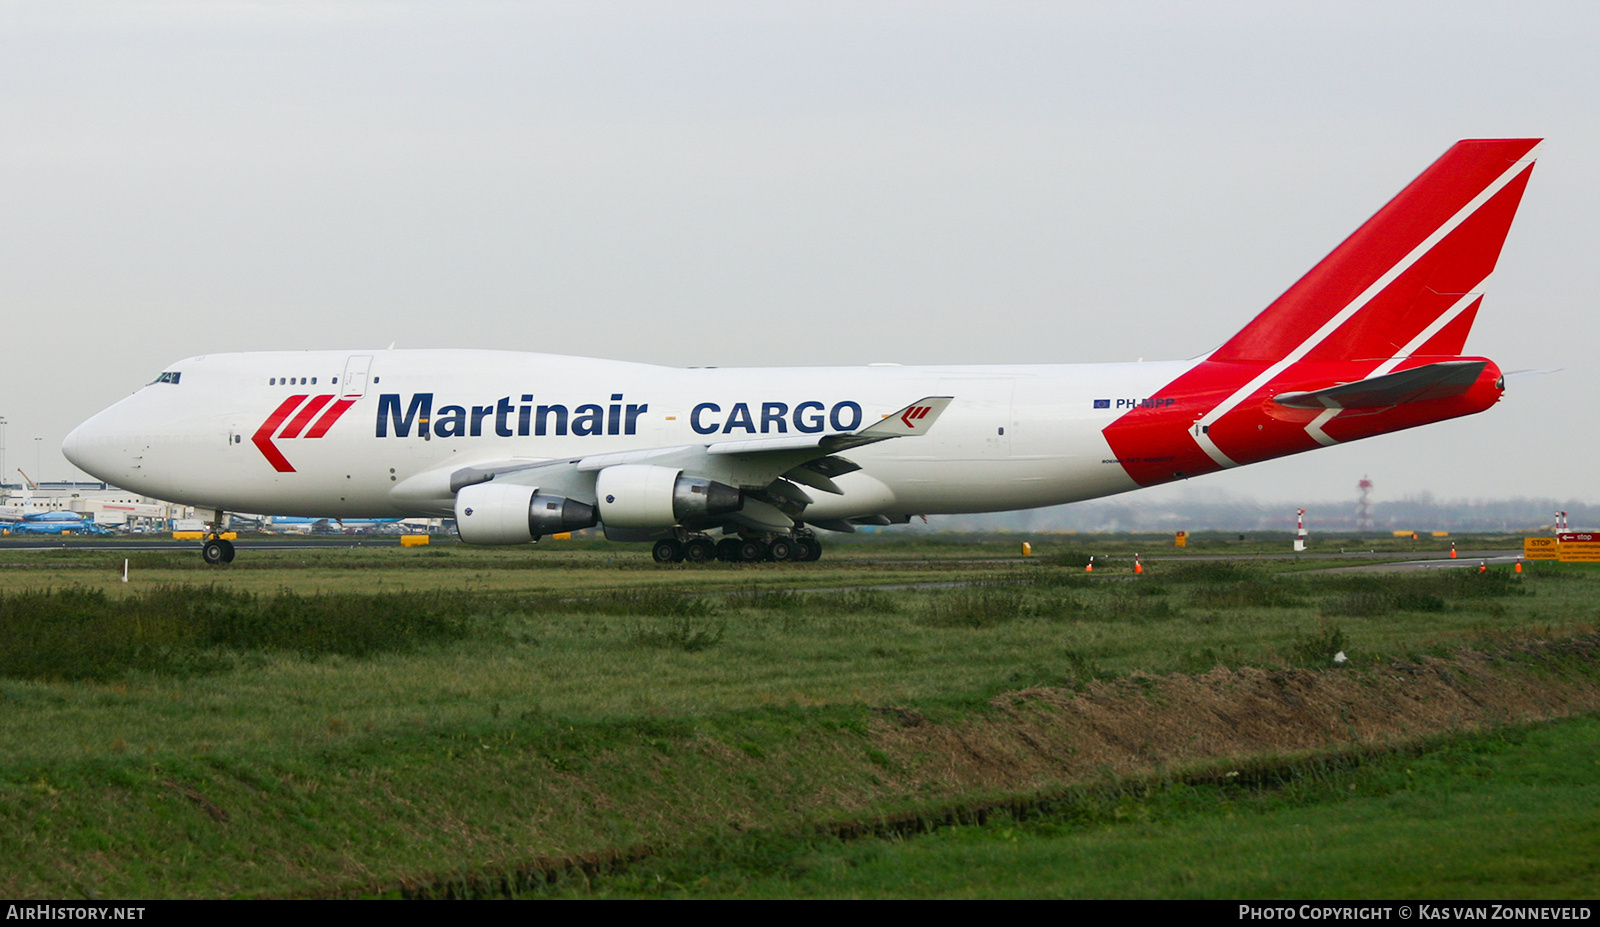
[857,396,954,438]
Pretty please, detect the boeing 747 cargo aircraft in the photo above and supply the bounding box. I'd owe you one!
[63,139,1540,564]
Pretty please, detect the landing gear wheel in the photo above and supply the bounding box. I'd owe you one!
[683,537,716,563]
[716,538,743,562]
[737,539,766,563]
[202,539,235,565]
[795,537,822,562]
[652,539,685,563]
[767,537,796,562]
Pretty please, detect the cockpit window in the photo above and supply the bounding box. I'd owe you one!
[150,371,182,385]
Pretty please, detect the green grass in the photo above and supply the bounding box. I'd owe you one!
[0,540,1595,898]
[1,552,1590,716]
[545,716,1600,899]
[0,585,473,680]
[0,554,1591,760]
[0,543,1014,598]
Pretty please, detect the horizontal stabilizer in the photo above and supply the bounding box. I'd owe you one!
[1273,360,1487,410]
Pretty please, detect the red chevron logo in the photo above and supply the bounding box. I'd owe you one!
[900,405,932,428]
[252,394,357,472]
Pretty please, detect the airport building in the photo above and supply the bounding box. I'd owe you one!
[1,481,196,529]
[1,481,445,535]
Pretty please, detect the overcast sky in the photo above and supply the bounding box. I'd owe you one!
[2,1,1595,514]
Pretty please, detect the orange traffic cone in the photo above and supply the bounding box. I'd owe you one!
[1515,558,1523,574]
[1449,542,1457,559]
[1134,553,1143,575]
[1085,556,1094,573]
[1478,560,1487,574]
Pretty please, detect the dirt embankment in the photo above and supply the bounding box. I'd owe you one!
[388,636,1600,899]
[874,635,1600,792]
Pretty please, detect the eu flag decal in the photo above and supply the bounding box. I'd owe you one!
[1093,399,1111,409]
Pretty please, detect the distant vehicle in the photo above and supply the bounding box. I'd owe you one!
[269,516,403,533]
[63,139,1542,566]
[4,512,113,536]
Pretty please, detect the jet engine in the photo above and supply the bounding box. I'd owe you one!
[454,481,598,545]
[594,464,743,528]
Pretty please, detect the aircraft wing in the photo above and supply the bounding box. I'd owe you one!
[443,396,952,534]
[456,396,949,483]
[1272,361,1488,410]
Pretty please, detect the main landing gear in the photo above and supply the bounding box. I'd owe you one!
[652,534,719,564]
[652,529,823,564]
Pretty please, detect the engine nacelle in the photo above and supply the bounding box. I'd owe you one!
[594,464,743,528]
[454,481,597,545]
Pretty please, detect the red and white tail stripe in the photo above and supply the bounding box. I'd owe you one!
[1196,139,1539,467]
[1104,139,1539,487]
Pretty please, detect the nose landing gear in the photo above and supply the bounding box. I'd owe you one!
[201,509,235,564]
[202,537,236,565]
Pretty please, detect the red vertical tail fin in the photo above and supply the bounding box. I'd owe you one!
[1102,139,1539,489]
[1210,138,1540,365]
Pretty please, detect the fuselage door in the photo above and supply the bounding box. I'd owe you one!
[340,355,374,399]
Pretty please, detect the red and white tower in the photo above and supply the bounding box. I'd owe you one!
[1357,475,1374,532]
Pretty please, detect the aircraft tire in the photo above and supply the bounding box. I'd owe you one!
[202,539,234,565]
[737,539,766,563]
[715,538,743,562]
[796,537,822,561]
[683,537,716,563]
[767,537,795,562]
[651,539,684,563]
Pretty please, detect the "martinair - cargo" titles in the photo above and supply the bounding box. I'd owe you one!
[375,394,864,439]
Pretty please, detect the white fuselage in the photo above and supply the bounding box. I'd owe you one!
[64,349,1192,520]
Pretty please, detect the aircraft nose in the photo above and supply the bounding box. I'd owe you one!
[62,414,122,483]
[61,422,87,470]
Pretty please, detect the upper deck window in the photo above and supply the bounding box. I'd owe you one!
[150,371,181,385]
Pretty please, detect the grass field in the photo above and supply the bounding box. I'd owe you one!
[0,535,1594,898]
[529,716,1600,899]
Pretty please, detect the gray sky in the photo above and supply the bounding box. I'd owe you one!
[3,1,1595,512]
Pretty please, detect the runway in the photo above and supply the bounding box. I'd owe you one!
[1304,552,1525,573]
[0,536,1529,573]
[0,536,423,552]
